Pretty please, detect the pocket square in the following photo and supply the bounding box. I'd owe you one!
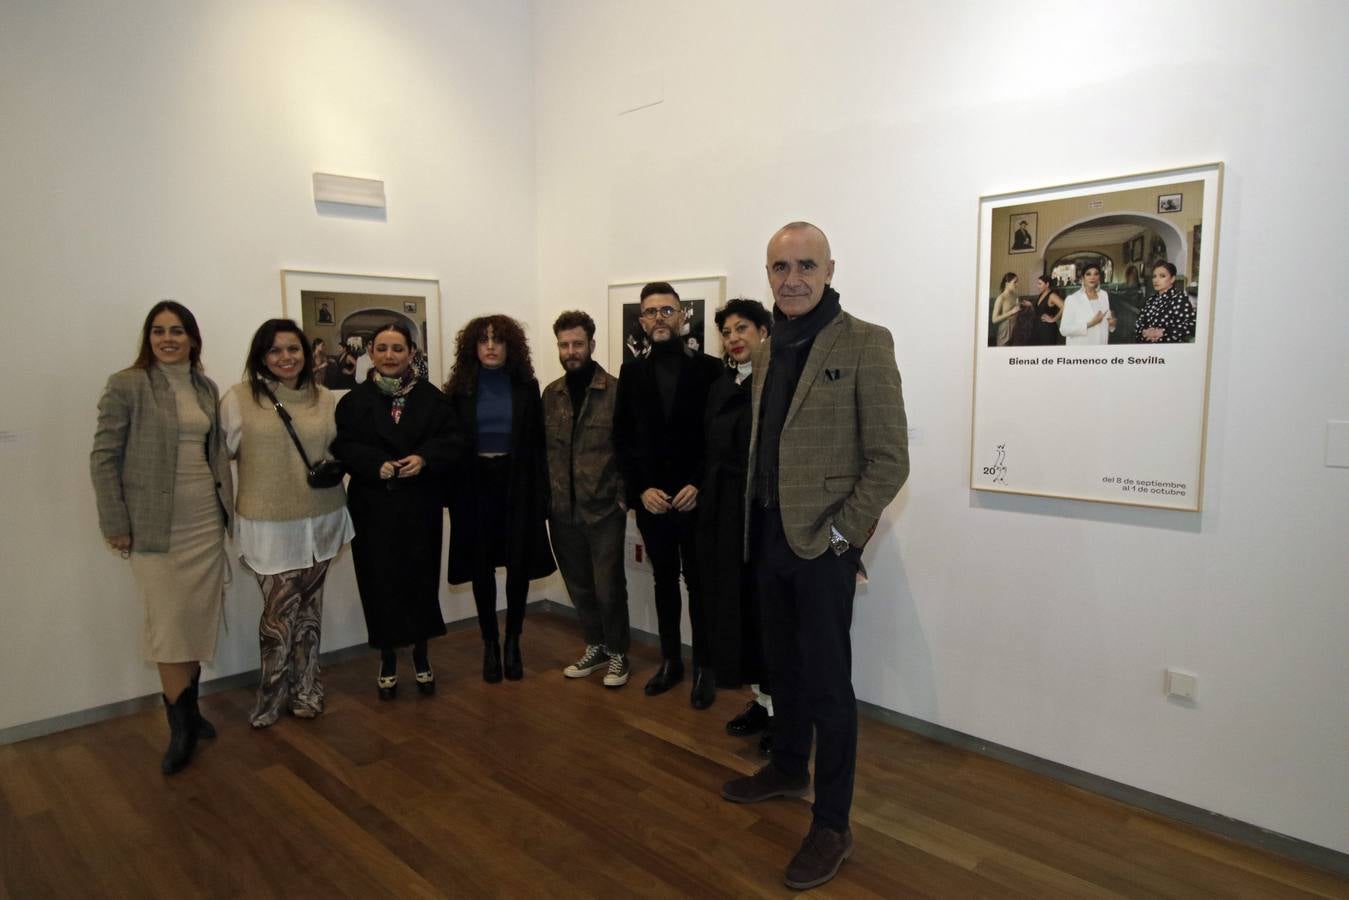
[824,368,843,381]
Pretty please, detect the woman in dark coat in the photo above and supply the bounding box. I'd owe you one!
[334,321,455,699]
[698,298,775,754]
[443,314,555,683]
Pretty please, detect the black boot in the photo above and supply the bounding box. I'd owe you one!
[503,634,523,681]
[483,640,503,683]
[690,666,716,709]
[189,668,215,739]
[161,687,199,775]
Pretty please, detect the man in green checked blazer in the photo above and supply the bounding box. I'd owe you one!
[720,222,908,891]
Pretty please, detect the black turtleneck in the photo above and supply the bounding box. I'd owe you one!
[649,338,683,420]
[564,359,596,422]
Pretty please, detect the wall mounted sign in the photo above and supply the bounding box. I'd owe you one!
[970,163,1223,510]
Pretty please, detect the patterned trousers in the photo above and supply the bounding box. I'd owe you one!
[250,560,330,727]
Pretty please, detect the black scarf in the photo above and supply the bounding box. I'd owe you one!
[754,287,842,506]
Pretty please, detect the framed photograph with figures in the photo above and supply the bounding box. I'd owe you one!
[969,163,1223,510]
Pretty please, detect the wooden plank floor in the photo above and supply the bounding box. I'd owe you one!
[2,608,1346,898]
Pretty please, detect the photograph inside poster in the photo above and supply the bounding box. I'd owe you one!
[970,164,1222,510]
[281,271,444,391]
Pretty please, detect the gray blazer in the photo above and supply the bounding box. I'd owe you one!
[745,309,909,559]
[90,366,234,552]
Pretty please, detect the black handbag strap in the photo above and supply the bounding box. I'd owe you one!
[257,380,316,471]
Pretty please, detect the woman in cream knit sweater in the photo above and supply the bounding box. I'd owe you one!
[221,319,353,728]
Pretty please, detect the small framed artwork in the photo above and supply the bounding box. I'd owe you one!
[1009,212,1037,254]
[1130,234,1145,263]
[403,301,418,314]
[1158,192,1183,213]
[606,276,725,370]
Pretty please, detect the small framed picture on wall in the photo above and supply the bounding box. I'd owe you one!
[1009,212,1037,254]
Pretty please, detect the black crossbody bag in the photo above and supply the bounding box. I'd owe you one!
[258,382,345,489]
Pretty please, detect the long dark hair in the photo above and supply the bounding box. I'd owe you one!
[242,318,317,405]
[133,300,203,370]
[444,314,534,396]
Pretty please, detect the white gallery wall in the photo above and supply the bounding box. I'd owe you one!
[2,0,1347,862]
[530,0,1349,856]
[0,1,540,730]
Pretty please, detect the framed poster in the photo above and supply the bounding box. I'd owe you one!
[281,270,444,391]
[970,163,1223,510]
[605,276,725,370]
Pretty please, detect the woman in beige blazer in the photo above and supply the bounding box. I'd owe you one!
[90,301,234,775]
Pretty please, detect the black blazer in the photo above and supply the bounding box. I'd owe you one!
[613,347,725,508]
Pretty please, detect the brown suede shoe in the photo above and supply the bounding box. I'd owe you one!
[784,823,853,890]
[720,764,809,803]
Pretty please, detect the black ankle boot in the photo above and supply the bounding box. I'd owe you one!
[189,668,215,739]
[690,666,716,709]
[483,640,503,683]
[161,688,199,775]
[503,634,523,681]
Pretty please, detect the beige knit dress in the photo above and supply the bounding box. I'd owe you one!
[129,362,227,662]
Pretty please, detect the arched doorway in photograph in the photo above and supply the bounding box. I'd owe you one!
[1036,213,1189,282]
[338,308,424,354]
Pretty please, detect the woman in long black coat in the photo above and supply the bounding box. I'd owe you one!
[334,321,456,699]
[699,299,775,752]
[443,314,555,683]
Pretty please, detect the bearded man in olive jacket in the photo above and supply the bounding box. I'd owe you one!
[543,310,631,688]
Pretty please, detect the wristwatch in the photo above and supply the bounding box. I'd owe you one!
[829,525,850,556]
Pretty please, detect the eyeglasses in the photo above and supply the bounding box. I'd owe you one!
[639,305,680,320]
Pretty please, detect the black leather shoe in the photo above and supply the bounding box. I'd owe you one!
[759,723,774,758]
[726,700,769,736]
[503,634,523,681]
[483,640,503,684]
[690,667,716,709]
[643,659,684,696]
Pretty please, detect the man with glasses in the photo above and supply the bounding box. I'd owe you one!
[614,282,724,707]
